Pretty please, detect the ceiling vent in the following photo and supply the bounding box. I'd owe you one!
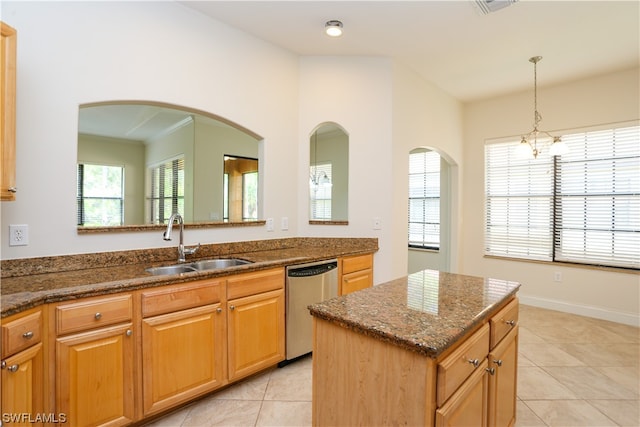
[474,0,518,15]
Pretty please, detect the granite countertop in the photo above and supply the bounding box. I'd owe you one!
[1,237,378,318]
[308,269,520,359]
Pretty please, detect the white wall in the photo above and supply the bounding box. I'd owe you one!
[462,68,640,326]
[0,1,300,258]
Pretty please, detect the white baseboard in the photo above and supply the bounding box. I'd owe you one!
[519,295,640,327]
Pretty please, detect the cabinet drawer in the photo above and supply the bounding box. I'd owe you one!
[141,279,224,318]
[56,294,132,335]
[341,254,373,275]
[437,323,489,407]
[227,268,284,300]
[1,309,42,358]
[490,298,519,349]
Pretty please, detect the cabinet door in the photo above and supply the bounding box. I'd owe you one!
[436,359,489,427]
[0,22,16,201]
[487,326,518,427]
[1,343,44,427]
[56,323,135,427]
[142,304,225,416]
[228,289,284,381]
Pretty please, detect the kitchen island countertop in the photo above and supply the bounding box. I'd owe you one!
[309,269,520,358]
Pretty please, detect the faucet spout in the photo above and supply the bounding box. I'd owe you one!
[163,214,200,262]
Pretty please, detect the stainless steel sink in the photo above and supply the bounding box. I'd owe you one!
[146,258,252,276]
[190,258,252,270]
[146,264,198,275]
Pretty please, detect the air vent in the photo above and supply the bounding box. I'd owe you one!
[474,0,518,15]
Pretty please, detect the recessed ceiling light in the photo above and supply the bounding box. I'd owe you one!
[325,20,343,37]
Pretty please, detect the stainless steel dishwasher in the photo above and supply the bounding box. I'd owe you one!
[281,259,338,365]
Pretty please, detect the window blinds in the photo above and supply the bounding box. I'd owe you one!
[409,150,440,249]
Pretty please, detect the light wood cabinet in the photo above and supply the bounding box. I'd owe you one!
[227,268,285,381]
[487,324,519,427]
[140,279,226,416]
[340,253,373,295]
[54,294,135,427]
[1,21,17,201]
[436,359,489,427]
[1,307,44,426]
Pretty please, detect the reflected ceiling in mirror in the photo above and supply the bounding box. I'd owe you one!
[77,101,262,232]
[309,122,348,224]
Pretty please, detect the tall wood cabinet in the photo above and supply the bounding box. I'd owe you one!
[1,21,17,201]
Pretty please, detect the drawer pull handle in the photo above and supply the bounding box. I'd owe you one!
[8,187,17,193]
[22,331,34,339]
[494,359,503,367]
[505,319,515,326]
[486,367,495,375]
[126,329,132,337]
[7,364,19,373]
[468,358,480,368]
[95,312,102,320]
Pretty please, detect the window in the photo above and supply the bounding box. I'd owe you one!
[408,149,440,250]
[310,163,332,220]
[243,171,258,220]
[485,123,639,270]
[148,157,184,224]
[77,164,124,226]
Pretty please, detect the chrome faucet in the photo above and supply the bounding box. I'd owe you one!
[163,213,200,262]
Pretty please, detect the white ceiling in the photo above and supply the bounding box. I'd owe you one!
[180,0,639,102]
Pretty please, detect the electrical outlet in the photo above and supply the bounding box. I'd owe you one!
[553,271,562,282]
[373,217,382,230]
[266,218,274,232]
[9,224,29,246]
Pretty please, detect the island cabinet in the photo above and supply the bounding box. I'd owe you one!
[140,278,226,417]
[310,270,520,427]
[339,253,373,295]
[53,293,135,427]
[227,268,285,381]
[1,307,44,426]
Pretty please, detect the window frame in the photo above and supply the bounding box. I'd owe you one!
[77,163,125,227]
[408,149,441,251]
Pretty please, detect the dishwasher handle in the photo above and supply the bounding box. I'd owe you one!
[288,262,337,277]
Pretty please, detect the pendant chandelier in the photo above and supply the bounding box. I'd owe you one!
[516,56,568,159]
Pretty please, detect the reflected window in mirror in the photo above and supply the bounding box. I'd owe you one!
[77,163,124,226]
[309,123,348,223]
[148,156,184,224]
[223,156,258,222]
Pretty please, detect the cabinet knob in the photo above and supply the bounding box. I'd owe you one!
[486,367,495,375]
[95,312,102,320]
[22,331,34,339]
[8,187,17,193]
[126,329,132,337]
[505,319,515,326]
[7,364,19,373]
[216,307,223,314]
[467,358,480,368]
[493,359,503,367]
[230,305,235,311]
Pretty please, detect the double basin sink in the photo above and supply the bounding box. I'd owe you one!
[146,258,252,276]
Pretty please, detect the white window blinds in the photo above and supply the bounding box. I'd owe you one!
[409,149,440,249]
[554,125,640,268]
[485,123,639,270]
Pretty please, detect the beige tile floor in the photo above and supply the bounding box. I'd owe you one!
[144,305,639,427]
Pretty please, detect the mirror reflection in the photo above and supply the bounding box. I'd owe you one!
[309,123,348,223]
[77,102,260,228]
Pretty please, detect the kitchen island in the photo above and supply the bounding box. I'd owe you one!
[309,269,520,427]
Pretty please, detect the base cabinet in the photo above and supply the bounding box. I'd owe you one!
[487,326,519,427]
[55,323,135,427]
[227,281,284,381]
[436,359,489,427]
[141,304,225,416]
[1,344,44,426]
[340,254,373,295]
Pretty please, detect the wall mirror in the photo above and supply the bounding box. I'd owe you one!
[309,123,348,224]
[77,101,262,231]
